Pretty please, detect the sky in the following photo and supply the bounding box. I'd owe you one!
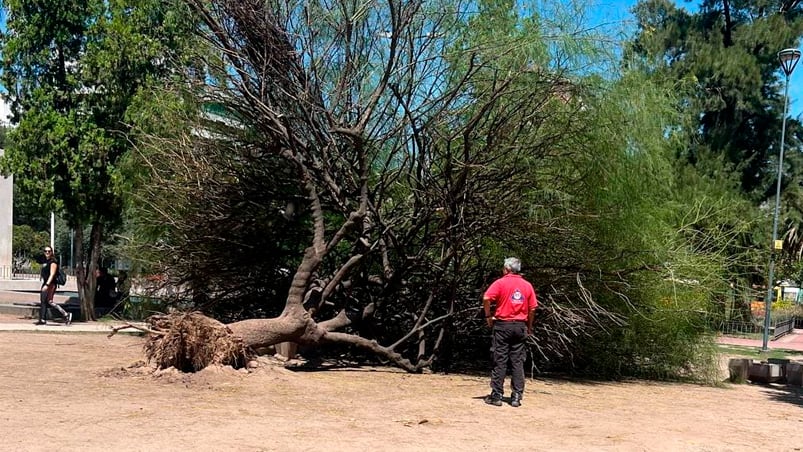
[0,100,8,125]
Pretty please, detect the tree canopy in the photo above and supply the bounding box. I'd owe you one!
[628,0,803,290]
[630,0,803,198]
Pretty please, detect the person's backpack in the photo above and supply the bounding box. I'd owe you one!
[56,268,67,286]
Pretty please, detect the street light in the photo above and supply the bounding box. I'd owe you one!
[762,48,801,351]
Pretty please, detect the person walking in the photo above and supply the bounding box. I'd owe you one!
[36,247,71,326]
[482,257,537,407]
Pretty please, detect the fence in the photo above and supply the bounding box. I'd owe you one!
[716,316,798,340]
[772,317,796,339]
[0,265,75,279]
[0,266,40,280]
[717,320,762,337]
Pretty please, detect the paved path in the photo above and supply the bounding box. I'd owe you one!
[0,277,78,292]
[0,320,144,333]
[0,289,75,304]
[0,310,145,334]
[717,329,803,351]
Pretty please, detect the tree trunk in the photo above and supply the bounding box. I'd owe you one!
[226,316,307,347]
[722,0,733,47]
[141,307,424,372]
[75,222,103,321]
[73,227,88,320]
[224,314,419,372]
[227,303,328,346]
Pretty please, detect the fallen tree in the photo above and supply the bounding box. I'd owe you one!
[123,0,618,373]
[123,0,720,379]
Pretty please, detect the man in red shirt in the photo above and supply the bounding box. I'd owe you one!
[482,257,537,407]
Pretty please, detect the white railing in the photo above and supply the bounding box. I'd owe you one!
[0,266,41,280]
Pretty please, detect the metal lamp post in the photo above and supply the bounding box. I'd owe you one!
[762,48,801,351]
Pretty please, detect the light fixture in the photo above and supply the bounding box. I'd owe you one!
[779,48,801,77]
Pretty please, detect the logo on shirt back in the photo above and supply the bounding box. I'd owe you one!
[511,289,524,304]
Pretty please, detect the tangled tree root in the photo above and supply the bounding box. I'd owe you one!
[144,311,254,372]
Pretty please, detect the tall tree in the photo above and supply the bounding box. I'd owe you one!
[630,0,803,199]
[0,0,193,319]
[628,0,803,290]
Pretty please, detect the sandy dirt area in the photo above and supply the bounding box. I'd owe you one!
[0,330,802,452]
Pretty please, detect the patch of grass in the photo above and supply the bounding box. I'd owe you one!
[716,344,803,360]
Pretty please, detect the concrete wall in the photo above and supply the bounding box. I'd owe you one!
[0,149,11,279]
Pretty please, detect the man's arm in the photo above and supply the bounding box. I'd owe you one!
[46,262,57,286]
[483,296,494,328]
[526,307,535,335]
[527,289,537,335]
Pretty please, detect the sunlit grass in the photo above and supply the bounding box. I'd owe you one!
[716,344,803,360]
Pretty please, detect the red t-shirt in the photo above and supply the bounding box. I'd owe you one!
[483,274,537,321]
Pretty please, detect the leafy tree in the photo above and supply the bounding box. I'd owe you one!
[630,0,803,197]
[0,0,194,319]
[11,224,48,270]
[627,0,803,288]
[124,0,599,371]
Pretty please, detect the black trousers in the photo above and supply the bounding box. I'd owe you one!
[39,284,67,321]
[490,320,527,397]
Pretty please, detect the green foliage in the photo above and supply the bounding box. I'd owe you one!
[0,125,9,149]
[627,0,803,286]
[11,183,48,230]
[122,85,307,320]
[522,68,732,380]
[628,0,803,197]
[451,29,750,379]
[11,224,48,261]
[0,0,194,228]
[0,0,196,319]
[619,0,803,357]
[118,296,167,322]
[580,309,722,382]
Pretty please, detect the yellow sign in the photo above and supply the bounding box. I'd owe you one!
[774,240,784,250]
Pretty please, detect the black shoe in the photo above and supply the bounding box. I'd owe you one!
[484,393,503,406]
[34,320,46,326]
[510,393,522,408]
[65,313,72,326]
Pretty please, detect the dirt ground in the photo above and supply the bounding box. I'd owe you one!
[1,331,802,452]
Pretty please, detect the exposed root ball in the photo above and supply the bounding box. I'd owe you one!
[144,311,254,372]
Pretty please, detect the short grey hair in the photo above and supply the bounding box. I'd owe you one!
[504,257,521,274]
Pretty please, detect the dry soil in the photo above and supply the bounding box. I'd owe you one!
[1,329,802,452]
